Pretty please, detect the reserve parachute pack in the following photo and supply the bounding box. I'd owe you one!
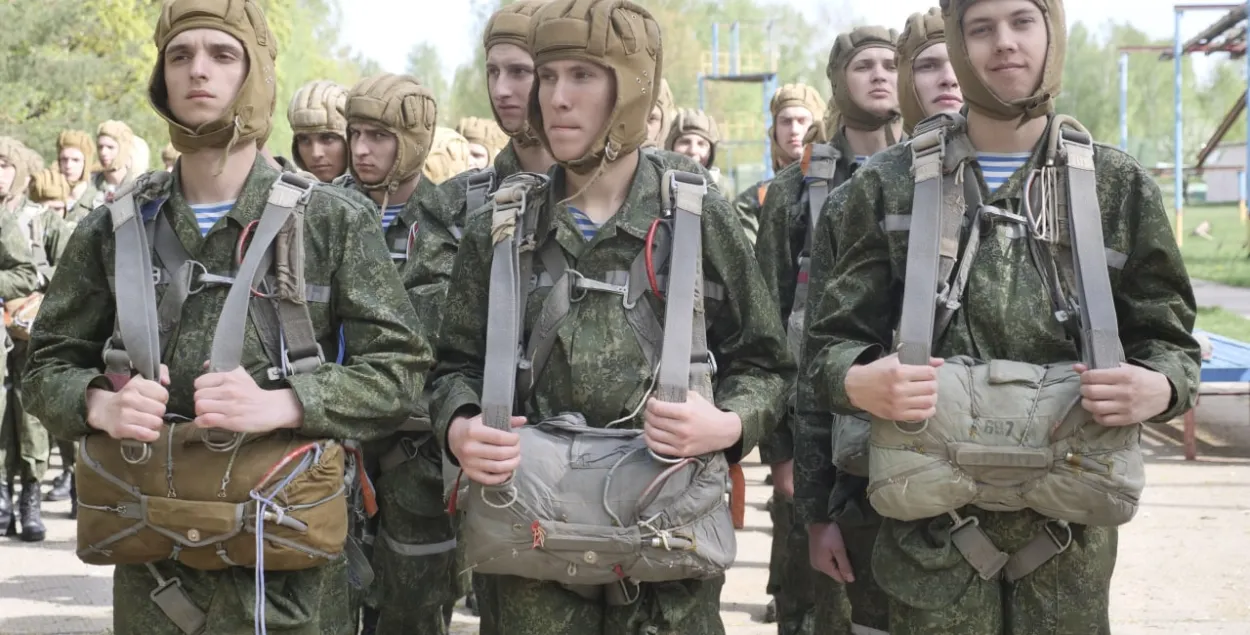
[861,112,1143,582]
[458,161,737,601]
[75,172,362,590]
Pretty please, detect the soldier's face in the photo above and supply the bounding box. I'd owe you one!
[296,132,349,183]
[467,143,490,170]
[0,158,14,196]
[647,106,665,145]
[913,42,964,118]
[962,0,1049,102]
[846,47,899,118]
[163,28,249,130]
[58,148,85,182]
[774,107,813,162]
[43,200,67,216]
[487,44,535,136]
[348,122,398,186]
[537,60,615,163]
[97,136,119,169]
[673,133,711,167]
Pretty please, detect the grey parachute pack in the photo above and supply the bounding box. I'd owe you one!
[456,158,737,603]
[74,171,371,633]
[832,112,1142,583]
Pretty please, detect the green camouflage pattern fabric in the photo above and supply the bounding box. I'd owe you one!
[0,207,44,484]
[731,180,769,246]
[752,130,892,633]
[66,179,103,224]
[799,118,1200,632]
[428,152,792,633]
[25,155,431,634]
[339,171,461,634]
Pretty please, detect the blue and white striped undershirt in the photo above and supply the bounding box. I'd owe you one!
[381,203,404,231]
[189,201,235,237]
[855,155,870,164]
[568,207,599,241]
[978,152,1031,193]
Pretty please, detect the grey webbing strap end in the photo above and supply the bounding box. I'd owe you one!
[948,512,1009,581]
[656,171,707,406]
[146,564,206,635]
[1003,520,1072,583]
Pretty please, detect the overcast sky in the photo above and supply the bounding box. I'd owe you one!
[341,0,1224,78]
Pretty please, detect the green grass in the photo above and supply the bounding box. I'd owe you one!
[1175,205,1250,287]
[1194,306,1250,342]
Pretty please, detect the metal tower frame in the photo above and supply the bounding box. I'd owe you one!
[696,21,780,180]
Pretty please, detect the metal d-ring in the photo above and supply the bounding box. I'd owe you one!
[120,440,152,465]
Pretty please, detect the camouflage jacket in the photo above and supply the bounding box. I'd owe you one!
[752,131,857,465]
[428,152,793,463]
[732,179,770,246]
[25,155,431,445]
[11,198,71,285]
[0,202,40,302]
[794,125,1201,525]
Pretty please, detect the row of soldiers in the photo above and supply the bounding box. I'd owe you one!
[9,0,1200,634]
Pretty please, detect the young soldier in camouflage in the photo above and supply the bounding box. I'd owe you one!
[287,79,350,184]
[0,138,50,541]
[799,1,1200,633]
[429,1,791,633]
[336,72,460,635]
[731,84,825,246]
[897,8,963,136]
[422,126,474,185]
[24,1,430,633]
[644,77,675,149]
[92,120,137,203]
[457,116,508,171]
[58,130,99,221]
[751,24,908,635]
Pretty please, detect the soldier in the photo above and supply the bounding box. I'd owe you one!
[644,78,675,149]
[665,108,725,191]
[0,139,48,541]
[897,8,962,135]
[423,126,473,185]
[799,1,1200,634]
[24,2,430,633]
[61,131,103,223]
[428,1,791,634]
[96,120,136,192]
[288,80,350,183]
[161,144,181,172]
[336,72,459,635]
[731,84,824,245]
[456,116,508,170]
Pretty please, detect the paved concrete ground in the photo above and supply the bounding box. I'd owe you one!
[1193,278,1250,319]
[2,398,1247,635]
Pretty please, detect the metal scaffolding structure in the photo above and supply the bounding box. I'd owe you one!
[696,21,780,181]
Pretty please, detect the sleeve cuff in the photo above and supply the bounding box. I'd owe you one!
[1129,356,1197,423]
[824,343,885,414]
[717,398,762,464]
[758,416,794,464]
[285,373,331,437]
[48,370,107,440]
[433,385,482,465]
[794,492,834,525]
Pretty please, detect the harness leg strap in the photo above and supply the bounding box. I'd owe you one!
[145,563,207,635]
[1003,520,1073,582]
[949,512,1074,583]
[948,512,1010,581]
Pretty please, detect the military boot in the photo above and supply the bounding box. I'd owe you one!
[45,469,73,502]
[0,482,11,536]
[764,597,777,623]
[69,475,77,520]
[18,482,45,542]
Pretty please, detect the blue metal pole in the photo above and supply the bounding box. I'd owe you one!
[1120,52,1129,151]
[1244,0,1250,227]
[712,23,720,76]
[1174,7,1185,245]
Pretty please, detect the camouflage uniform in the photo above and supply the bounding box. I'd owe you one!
[0,138,51,538]
[427,2,791,633]
[337,74,458,635]
[24,2,430,633]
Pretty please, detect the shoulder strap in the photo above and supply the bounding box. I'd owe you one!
[105,189,162,384]
[1051,119,1124,370]
[465,167,497,216]
[896,122,950,365]
[656,170,712,403]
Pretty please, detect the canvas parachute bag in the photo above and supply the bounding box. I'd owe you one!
[74,172,361,631]
[458,168,736,600]
[865,112,1145,582]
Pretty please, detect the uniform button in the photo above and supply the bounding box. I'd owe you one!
[187,529,201,542]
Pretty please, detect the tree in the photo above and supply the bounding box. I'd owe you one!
[406,43,450,122]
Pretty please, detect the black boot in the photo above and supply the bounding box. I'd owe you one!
[45,469,72,502]
[69,474,77,520]
[0,482,11,536]
[19,482,45,542]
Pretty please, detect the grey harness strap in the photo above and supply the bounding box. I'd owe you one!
[900,113,1125,582]
[145,563,207,635]
[657,170,712,403]
[465,167,496,216]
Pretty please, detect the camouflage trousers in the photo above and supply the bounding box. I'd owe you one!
[368,434,459,635]
[875,508,1117,635]
[476,573,726,635]
[113,560,335,635]
[56,439,76,470]
[0,344,48,484]
[769,494,889,634]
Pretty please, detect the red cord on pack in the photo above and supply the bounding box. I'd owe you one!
[645,218,665,299]
[254,441,320,491]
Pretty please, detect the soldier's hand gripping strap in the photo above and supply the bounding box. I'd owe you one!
[106,182,165,465]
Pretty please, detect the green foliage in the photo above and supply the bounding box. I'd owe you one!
[1175,205,1250,287]
[0,0,374,171]
[1195,306,1250,342]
